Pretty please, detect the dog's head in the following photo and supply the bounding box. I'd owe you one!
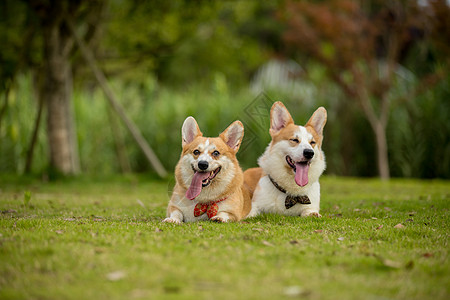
[176,117,244,201]
[260,101,327,188]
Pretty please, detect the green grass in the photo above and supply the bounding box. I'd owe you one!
[0,175,449,300]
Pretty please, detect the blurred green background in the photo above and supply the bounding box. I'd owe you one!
[0,0,449,179]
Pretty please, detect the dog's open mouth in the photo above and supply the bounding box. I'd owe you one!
[286,155,309,171]
[185,167,221,200]
[286,155,310,187]
[201,167,221,187]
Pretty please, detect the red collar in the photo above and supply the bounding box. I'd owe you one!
[211,196,228,204]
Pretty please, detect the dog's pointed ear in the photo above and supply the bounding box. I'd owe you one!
[270,101,294,136]
[182,116,202,146]
[220,121,244,152]
[306,107,327,136]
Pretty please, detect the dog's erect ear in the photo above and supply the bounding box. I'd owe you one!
[182,117,202,146]
[220,121,244,152]
[306,107,327,136]
[270,101,294,136]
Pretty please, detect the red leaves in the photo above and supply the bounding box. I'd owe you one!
[281,0,375,69]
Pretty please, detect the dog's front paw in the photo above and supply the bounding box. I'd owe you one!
[210,216,229,223]
[304,212,322,218]
[211,212,236,223]
[162,217,182,224]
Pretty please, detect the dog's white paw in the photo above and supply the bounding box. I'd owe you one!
[210,216,228,223]
[304,212,322,218]
[162,217,182,224]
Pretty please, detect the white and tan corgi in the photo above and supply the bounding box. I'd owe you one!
[244,101,327,217]
[163,117,252,224]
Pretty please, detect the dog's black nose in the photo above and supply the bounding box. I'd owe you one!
[303,149,314,159]
[198,160,209,170]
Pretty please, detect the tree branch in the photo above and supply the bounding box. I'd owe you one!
[350,65,381,131]
[65,17,168,178]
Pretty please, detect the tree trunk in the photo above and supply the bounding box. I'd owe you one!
[65,65,81,173]
[373,122,390,180]
[351,72,391,180]
[43,19,79,175]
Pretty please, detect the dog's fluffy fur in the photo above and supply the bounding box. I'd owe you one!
[163,117,252,223]
[245,102,327,217]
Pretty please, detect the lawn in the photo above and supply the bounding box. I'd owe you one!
[0,175,449,300]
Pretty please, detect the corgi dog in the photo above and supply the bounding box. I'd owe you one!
[245,101,327,218]
[163,117,252,223]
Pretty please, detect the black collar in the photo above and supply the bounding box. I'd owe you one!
[268,175,311,209]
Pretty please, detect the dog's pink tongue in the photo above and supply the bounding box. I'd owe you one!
[186,172,210,200]
[294,163,309,187]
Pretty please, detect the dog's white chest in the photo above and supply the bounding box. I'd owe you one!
[250,176,321,217]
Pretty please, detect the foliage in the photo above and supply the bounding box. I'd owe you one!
[72,76,272,173]
[0,176,449,299]
[389,74,450,178]
[0,0,448,178]
[0,74,47,174]
[101,0,269,87]
[1,71,449,178]
[0,0,40,90]
[278,0,448,179]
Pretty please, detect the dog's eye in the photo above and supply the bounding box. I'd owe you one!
[290,138,300,143]
[310,140,316,146]
[212,150,220,157]
[193,150,200,155]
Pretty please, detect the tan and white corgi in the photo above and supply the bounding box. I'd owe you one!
[163,117,252,223]
[245,101,327,217]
